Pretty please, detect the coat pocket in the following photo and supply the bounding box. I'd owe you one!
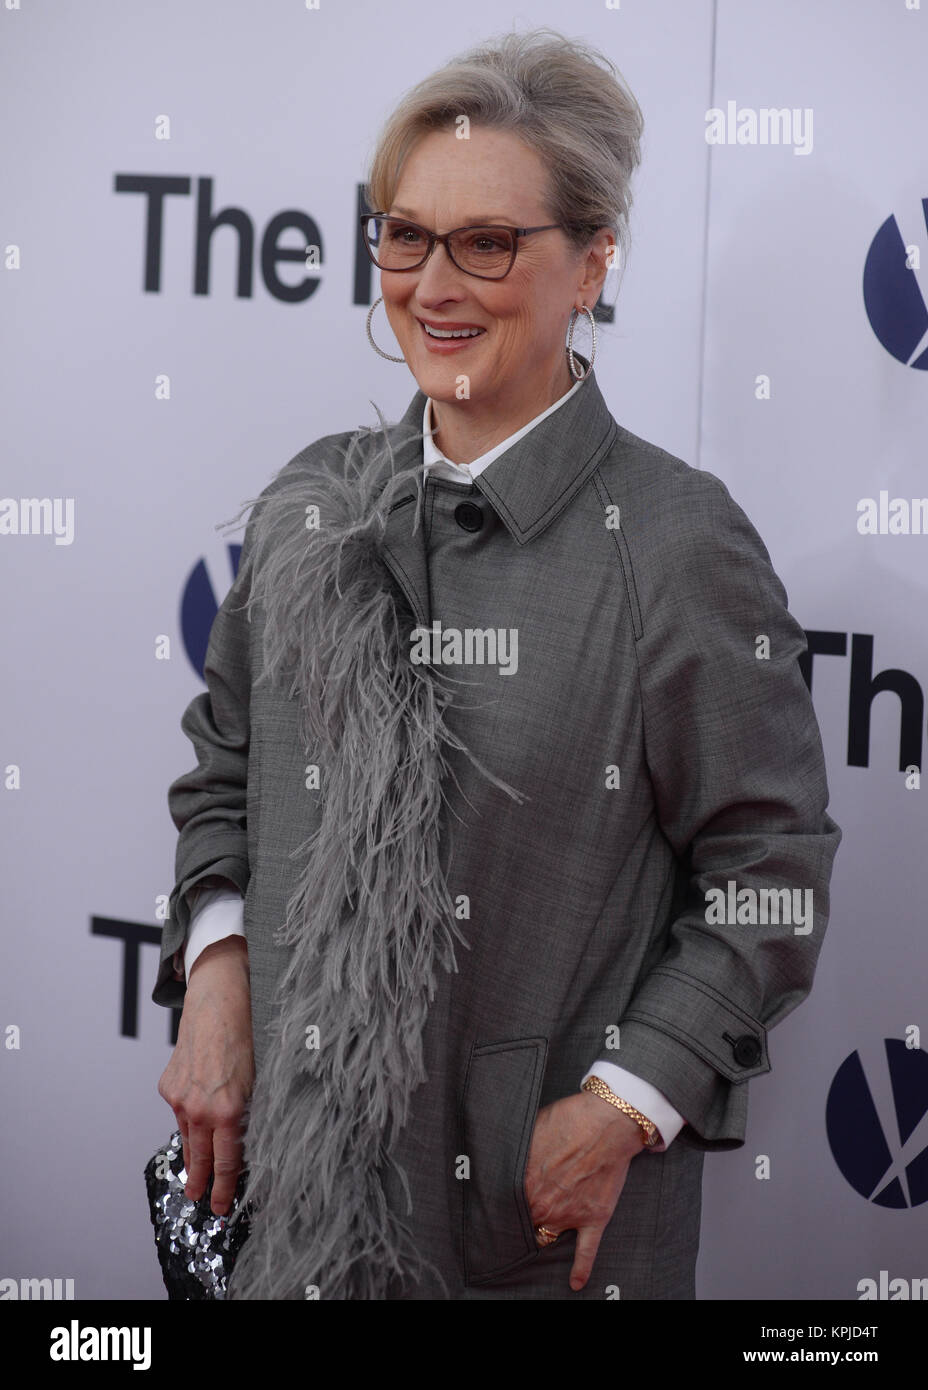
[460,1036,548,1286]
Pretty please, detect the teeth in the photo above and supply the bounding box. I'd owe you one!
[423,324,483,339]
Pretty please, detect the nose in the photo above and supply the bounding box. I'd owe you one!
[413,238,469,303]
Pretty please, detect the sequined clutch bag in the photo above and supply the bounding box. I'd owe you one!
[144,1130,251,1300]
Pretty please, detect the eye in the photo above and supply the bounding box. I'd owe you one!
[389,221,427,245]
[466,232,508,254]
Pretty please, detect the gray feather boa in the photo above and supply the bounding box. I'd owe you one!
[219,404,525,1300]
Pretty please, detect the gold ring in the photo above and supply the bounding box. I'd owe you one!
[535,1224,559,1247]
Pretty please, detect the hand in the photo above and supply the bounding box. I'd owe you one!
[523,1090,647,1292]
[157,936,254,1216]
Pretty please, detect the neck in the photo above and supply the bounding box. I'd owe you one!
[429,357,576,466]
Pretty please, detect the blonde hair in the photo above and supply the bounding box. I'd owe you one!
[364,27,644,270]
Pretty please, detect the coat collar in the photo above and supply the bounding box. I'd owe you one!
[379,355,617,628]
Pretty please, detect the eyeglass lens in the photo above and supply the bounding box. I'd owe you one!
[365,217,514,277]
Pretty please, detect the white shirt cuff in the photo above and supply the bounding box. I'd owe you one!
[183,888,245,979]
[581,1061,686,1151]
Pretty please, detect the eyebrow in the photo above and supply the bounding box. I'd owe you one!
[389,205,518,225]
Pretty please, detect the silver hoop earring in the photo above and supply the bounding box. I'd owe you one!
[567,305,597,380]
[366,296,405,363]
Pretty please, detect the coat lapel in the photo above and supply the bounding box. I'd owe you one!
[474,365,617,544]
[376,356,616,625]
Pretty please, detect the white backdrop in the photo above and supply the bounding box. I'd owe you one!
[2,0,926,1302]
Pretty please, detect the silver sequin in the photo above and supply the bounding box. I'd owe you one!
[145,1130,248,1300]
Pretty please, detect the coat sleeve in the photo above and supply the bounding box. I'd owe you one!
[151,511,259,1010]
[613,471,842,1148]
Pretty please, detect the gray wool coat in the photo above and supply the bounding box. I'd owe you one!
[153,365,841,1299]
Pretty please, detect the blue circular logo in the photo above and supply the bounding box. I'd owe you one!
[863,203,928,368]
[826,1039,928,1207]
[180,543,241,680]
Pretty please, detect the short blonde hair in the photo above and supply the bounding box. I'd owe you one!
[364,27,644,269]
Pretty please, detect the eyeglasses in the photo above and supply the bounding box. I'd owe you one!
[360,213,570,281]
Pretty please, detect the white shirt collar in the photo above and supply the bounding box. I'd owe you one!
[422,377,583,484]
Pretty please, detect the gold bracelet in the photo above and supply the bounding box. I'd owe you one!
[582,1076,660,1147]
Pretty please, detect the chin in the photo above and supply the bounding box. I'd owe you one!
[413,362,481,401]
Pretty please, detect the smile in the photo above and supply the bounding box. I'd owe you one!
[419,320,486,342]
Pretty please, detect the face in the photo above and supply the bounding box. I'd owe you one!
[380,126,610,416]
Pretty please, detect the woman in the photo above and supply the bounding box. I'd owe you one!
[154,28,841,1300]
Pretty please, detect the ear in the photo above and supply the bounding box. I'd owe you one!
[575,228,616,310]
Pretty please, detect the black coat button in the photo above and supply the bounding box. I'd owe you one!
[731,1034,762,1067]
[454,502,484,532]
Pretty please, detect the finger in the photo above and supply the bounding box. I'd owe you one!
[184,1122,214,1202]
[525,1179,560,1229]
[569,1224,605,1293]
[178,1123,189,1184]
[209,1124,244,1215]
